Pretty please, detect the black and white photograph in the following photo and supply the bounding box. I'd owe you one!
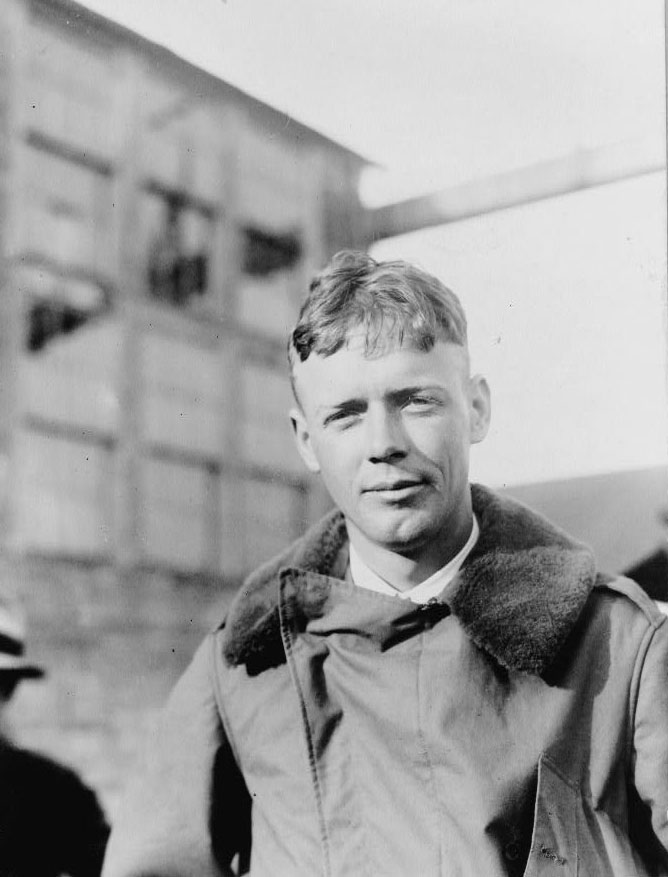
[0,0,666,874]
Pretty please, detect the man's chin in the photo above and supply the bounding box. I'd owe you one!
[358,511,435,553]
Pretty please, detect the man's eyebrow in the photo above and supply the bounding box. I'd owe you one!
[387,384,447,401]
[317,398,367,423]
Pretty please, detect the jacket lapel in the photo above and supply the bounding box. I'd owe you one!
[221,511,348,675]
[451,485,596,674]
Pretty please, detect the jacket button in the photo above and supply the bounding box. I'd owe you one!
[504,841,520,862]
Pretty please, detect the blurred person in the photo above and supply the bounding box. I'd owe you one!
[104,251,668,876]
[0,595,110,877]
[624,506,668,606]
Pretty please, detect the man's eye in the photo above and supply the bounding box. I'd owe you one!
[325,409,363,427]
[405,395,434,408]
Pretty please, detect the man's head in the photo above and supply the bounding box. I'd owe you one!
[288,251,491,574]
[288,250,468,392]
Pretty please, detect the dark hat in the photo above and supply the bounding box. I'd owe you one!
[0,597,44,680]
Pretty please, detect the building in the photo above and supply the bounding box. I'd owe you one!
[0,0,365,807]
[0,0,368,576]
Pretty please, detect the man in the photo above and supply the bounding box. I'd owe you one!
[104,251,668,876]
[0,593,110,876]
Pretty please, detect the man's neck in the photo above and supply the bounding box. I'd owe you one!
[346,513,476,592]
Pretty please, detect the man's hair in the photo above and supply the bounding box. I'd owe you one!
[288,251,467,388]
[0,673,19,702]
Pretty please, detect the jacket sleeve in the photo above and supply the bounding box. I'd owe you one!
[102,633,251,877]
[631,614,668,868]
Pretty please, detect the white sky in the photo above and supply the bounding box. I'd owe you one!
[78,0,666,203]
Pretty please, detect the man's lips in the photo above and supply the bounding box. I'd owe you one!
[363,479,426,493]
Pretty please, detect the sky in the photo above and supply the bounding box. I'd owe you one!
[76,0,666,204]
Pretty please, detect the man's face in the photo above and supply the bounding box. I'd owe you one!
[290,335,491,557]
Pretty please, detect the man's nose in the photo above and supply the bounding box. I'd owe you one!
[366,408,408,463]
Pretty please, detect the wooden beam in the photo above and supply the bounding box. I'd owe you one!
[368,141,666,241]
[0,0,29,550]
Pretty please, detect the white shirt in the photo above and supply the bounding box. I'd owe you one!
[349,515,480,605]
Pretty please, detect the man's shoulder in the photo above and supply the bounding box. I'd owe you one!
[0,741,108,829]
[592,571,668,630]
[471,484,666,621]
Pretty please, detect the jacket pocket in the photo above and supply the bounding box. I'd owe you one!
[523,754,653,877]
[523,755,578,877]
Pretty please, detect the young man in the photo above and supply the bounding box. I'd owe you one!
[104,251,668,876]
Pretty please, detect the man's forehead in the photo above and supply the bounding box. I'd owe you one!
[292,336,467,401]
[340,327,423,356]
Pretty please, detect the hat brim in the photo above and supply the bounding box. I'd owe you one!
[0,655,45,679]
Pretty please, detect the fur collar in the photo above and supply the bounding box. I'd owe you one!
[221,484,597,676]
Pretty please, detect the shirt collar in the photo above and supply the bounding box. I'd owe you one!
[349,515,480,604]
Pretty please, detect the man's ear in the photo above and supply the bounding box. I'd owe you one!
[468,374,491,444]
[290,407,321,473]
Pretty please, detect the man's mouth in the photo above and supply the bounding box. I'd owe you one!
[364,479,426,494]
